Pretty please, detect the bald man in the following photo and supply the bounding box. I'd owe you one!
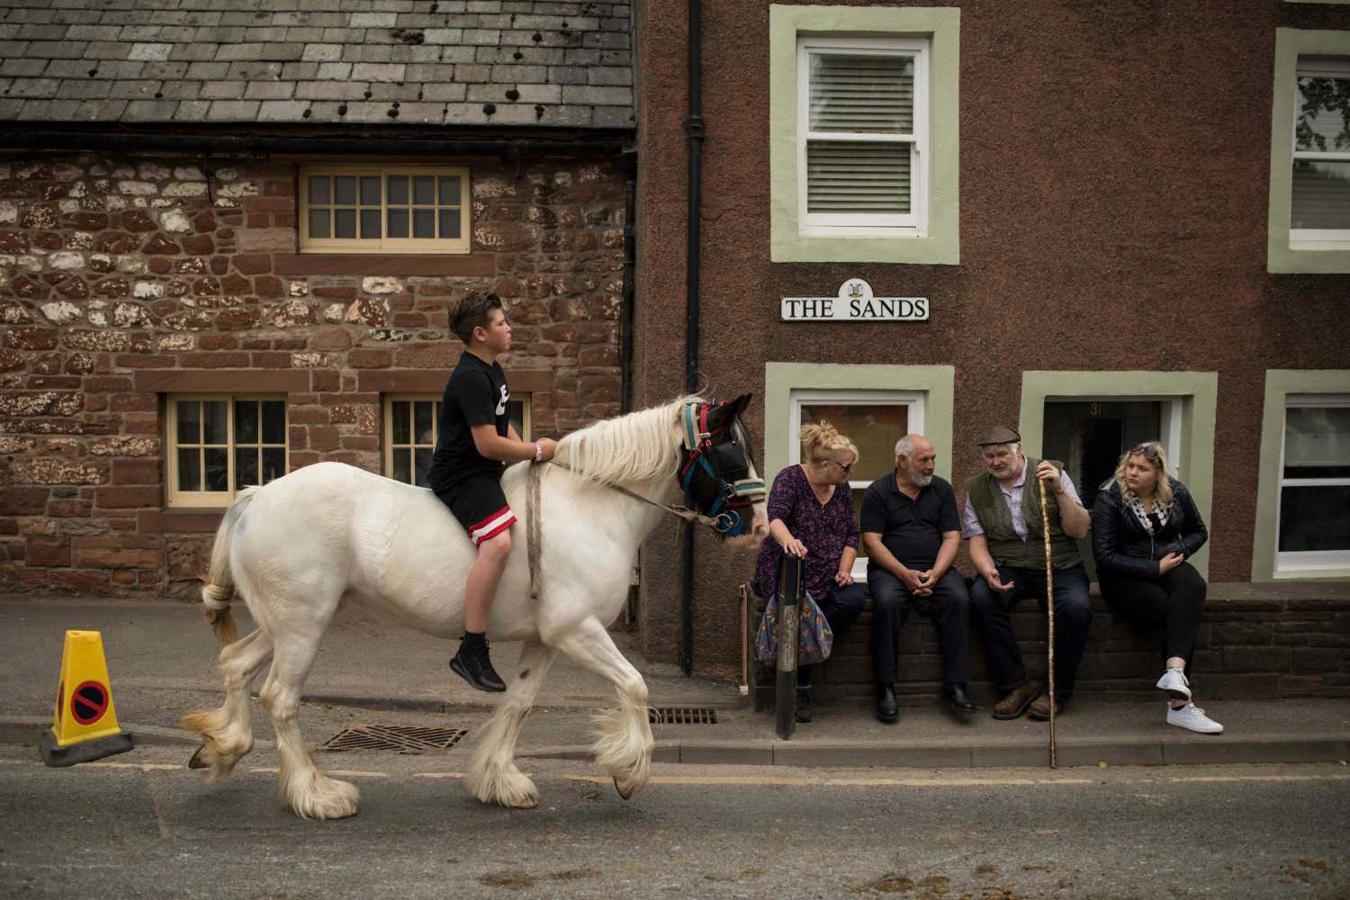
[861,433,977,724]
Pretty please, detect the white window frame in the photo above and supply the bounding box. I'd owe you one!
[299,164,471,255]
[789,388,926,581]
[166,394,288,509]
[1275,393,1350,574]
[796,36,929,238]
[1290,56,1350,249]
[383,393,532,488]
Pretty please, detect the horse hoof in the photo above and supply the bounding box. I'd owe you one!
[613,776,635,800]
[187,744,208,769]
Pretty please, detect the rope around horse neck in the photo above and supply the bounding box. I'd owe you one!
[524,457,721,601]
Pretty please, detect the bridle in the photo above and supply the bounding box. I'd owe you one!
[676,400,766,537]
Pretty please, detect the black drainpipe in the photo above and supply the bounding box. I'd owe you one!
[681,0,704,677]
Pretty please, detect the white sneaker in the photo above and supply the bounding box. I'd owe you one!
[1156,667,1191,701]
[1167,702,1223,734]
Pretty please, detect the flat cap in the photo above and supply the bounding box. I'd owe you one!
[977,426,1021,446]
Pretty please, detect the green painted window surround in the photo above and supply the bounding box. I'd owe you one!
[1018,371,1218,578]
[769,5,960,265]
[764,362,955,486]
[1268,29,1350,274]
[1252,369,1350,581]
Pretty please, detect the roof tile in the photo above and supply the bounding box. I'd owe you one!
[0,0,632,128]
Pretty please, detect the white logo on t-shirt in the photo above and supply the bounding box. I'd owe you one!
[496,384,509,416]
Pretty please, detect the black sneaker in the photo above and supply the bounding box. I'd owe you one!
[449,643,506,692]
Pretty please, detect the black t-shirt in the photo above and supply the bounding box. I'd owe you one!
[859,474,960,570]
[427,352,510,493]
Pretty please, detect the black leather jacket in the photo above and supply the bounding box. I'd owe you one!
[1091,479,1207,579]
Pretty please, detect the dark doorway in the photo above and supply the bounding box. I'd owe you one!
[1043,400,1164,578]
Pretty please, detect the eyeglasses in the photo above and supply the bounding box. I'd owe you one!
[1130,443,1163,461]
[831,459,855,474]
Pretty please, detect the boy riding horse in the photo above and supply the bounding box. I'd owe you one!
[429,291,557,691]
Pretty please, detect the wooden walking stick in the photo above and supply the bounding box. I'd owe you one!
[1037,472,1058,769]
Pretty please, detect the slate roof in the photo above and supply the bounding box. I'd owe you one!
[0,0,633,128]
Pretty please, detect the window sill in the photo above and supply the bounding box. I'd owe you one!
[771,232,959,265]
[138,508,226,533]
[273,253,493,276]
[299,247,471,256]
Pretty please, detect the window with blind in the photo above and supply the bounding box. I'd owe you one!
[798,37,927,234]
[1292,56,1350,247]
[384,394,530,488]
[166,396,288,508]
[300,166,471,254]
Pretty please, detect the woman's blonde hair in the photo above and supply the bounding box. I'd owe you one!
[1113,441,1174,506]
[800,421,858,468]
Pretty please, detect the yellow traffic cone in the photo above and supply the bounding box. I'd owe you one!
[40,630,134,767]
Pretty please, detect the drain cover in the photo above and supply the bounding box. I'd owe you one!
[320,724,467,754]
[648,706,718,725]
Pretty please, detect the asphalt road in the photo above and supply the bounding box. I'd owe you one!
[1,742,1346,899]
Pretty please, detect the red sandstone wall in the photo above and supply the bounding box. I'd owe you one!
[0,152,626,597]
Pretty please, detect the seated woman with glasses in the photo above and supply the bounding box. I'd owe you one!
[1091,442,1222,734]
[753,421,865,723]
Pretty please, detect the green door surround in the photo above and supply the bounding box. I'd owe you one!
[764,362,956,483]
[1018,371,1218,579]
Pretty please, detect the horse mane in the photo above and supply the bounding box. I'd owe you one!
[550,394,699,486]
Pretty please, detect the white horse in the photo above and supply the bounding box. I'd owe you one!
[181,394,767,819]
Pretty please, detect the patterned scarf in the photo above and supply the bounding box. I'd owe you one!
[1124,489,1171,536]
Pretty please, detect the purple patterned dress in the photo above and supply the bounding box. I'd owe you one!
[753,464,860,600]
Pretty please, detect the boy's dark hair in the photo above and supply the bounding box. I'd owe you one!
[451,290,503,344]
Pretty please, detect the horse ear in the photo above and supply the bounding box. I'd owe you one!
[708,393,753,430]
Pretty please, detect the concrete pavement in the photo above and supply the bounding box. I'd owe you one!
[2,596,1347,769]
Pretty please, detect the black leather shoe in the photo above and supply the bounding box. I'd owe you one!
[876,684,899,724]
[944,683,979,713]
[794,687,812,724]
[449,644,506,692]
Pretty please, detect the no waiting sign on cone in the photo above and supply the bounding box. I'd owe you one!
[40,630,133,767]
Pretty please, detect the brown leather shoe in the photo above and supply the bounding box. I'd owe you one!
[1027,694,1063,721]
[992,680,1041,720]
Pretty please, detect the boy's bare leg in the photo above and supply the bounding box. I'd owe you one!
[464,531,511,632]
[452,531,512,692]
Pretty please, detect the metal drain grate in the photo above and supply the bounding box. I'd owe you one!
[320,724,467,754]
[648,706,718,725]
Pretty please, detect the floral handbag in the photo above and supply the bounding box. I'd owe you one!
[754,590,834,666]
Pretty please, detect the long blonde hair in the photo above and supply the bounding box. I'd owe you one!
[1112,441,1174,507]
[800,421,858,468]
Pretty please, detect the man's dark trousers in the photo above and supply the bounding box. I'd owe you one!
[867,568,972,686]
[969,564,1092,701]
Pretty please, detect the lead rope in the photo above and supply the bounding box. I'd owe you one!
[528,460,544,600]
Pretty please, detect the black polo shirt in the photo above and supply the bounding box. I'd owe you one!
[859,474,960,570]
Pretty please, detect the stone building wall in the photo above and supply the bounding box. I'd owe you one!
[0,151,627,597]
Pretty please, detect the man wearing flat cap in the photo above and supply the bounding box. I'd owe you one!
[963,426,1092,721]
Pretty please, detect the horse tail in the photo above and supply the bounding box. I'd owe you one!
[200,486,260,644]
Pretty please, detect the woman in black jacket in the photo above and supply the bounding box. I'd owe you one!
[1092,442,1223,735]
